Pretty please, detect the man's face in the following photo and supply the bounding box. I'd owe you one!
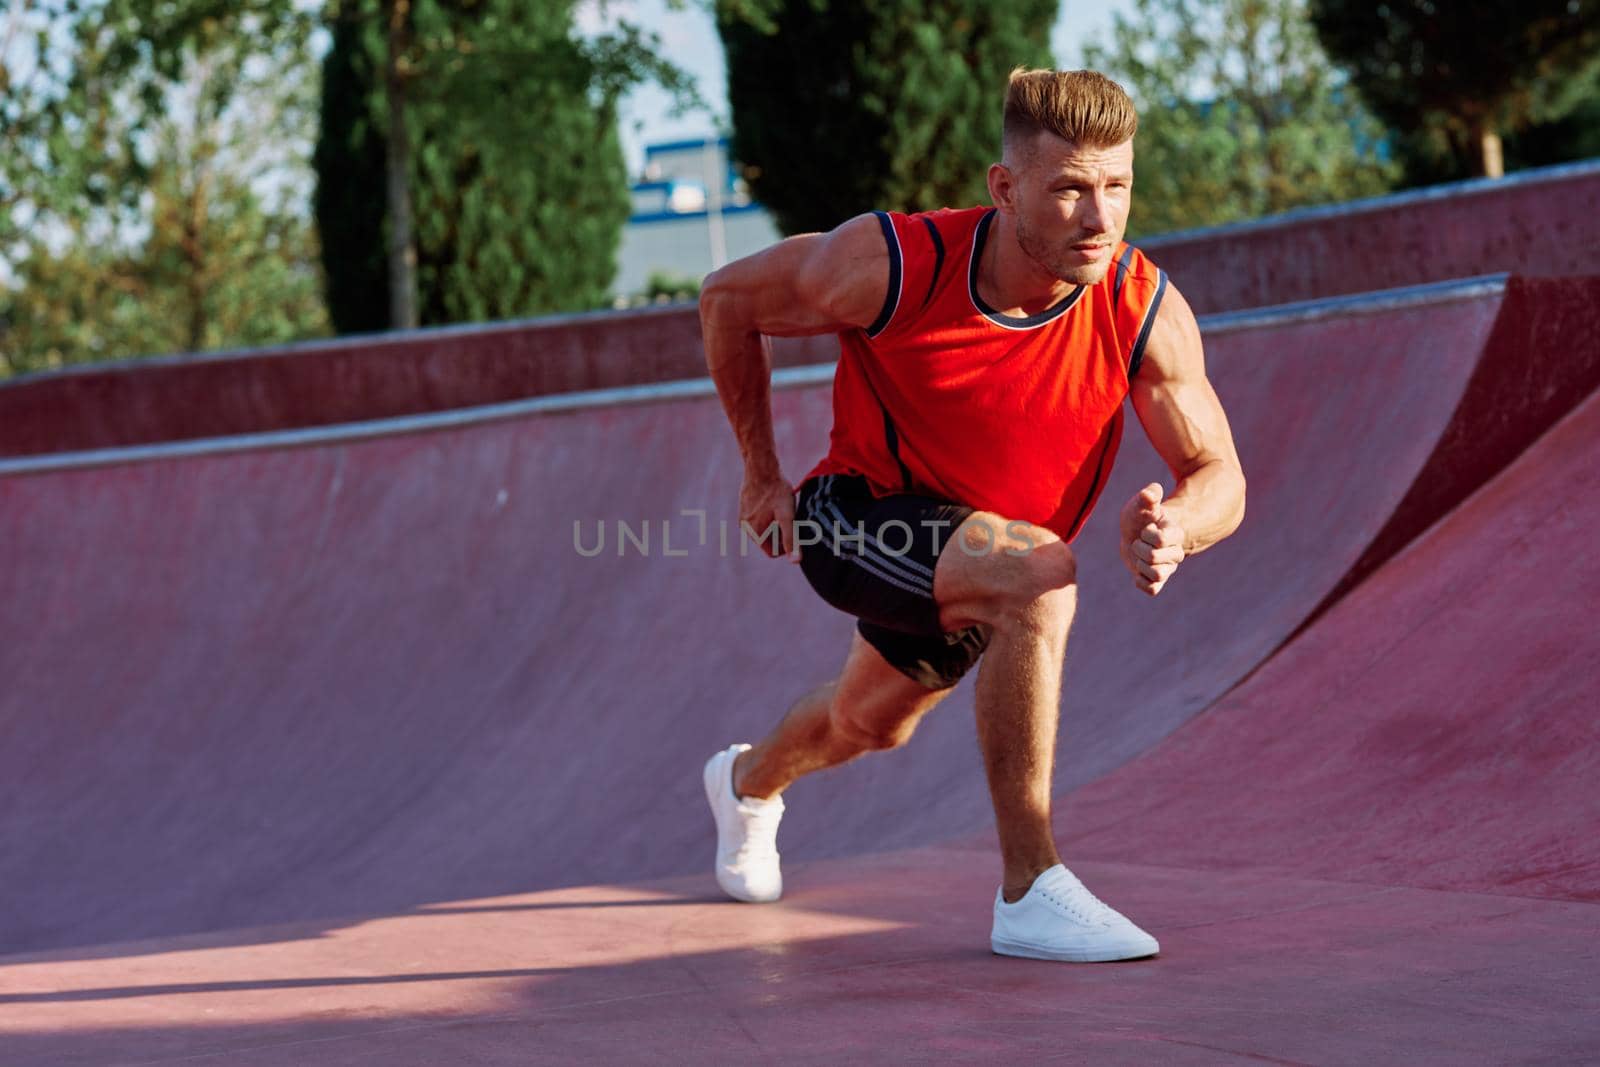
[1000,133,1134,286]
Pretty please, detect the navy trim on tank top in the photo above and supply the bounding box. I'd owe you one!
[967,210,1085,330]
[1065,414,1119,539]
[1128,269,1168,378]
[866,211,903,338]
[918,216,946,309]
[1113,245,1136,306]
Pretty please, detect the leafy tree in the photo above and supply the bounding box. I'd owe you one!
[1083,0,1397,238]
[644,269,702,302]
[1504,82,1600,173]
[0,0,328,376]
[1309,0,1600,179]
[2,0,313,258]
[314,0,696,332]
[2,168,327,375]
[716,0,1055,236]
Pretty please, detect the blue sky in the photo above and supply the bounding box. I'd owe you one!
[581,1,1135,174]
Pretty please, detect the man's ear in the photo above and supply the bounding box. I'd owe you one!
[988,161,1017,212]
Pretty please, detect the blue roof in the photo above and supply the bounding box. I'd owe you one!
[628,202,770,225]
[645,136,730,157]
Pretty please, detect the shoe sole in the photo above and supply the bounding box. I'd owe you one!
[991,935,1159,963]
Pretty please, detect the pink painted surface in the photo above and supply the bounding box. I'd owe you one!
[1056,383,1600,904]
[3,161,1596,460]
[1307,276,1600,623]
[2,846,1596,1063]
[1144,159,1600,313]
[4,279,1598,970]
[0,310,835,459]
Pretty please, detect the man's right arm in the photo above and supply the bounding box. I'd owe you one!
[698,214,891,557]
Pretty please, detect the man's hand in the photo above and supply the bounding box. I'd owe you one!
[741,470,799,561]
[1127,282,1246,565]
[1120,483,1186,596]
[702,215,891,558]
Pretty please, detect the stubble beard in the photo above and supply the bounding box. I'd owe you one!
[1016,213,1115,287]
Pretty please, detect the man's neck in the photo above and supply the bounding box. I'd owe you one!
[978,212,1078,317]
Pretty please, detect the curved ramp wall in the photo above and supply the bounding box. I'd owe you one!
[2,161,1596,459]
[2,277,1597,955]
[1059,384,1600,904]
[1144,159,1600,313]
[0,309,836,459]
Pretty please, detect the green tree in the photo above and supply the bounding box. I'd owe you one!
[0,0,328,376]
[1309,0,1600,180]
[2,168,327,375]
[716,0,1055,236]
[313,10,396,334]
[1082,0,1397,238]
[1504,80,1600,173]
[313,0,695,332]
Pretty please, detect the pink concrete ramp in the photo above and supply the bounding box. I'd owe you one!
[6,308,1599,1063]
[1146,158,1600,312]
[4,161,1597,460]
[3,275,1597,975]
[1056,374,1600,905]
[0,307,837,459]
[3,844,1595,1063]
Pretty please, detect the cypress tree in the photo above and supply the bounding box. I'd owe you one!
[717,0,1055,236]
[313,12,391,334]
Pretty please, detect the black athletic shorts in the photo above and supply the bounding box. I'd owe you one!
[796,473,991,689]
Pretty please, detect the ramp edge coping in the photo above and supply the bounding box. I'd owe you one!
[5,161,1587,391]
[1141,157,1600,248]
[0,301,702,390]
[1202,273,1506,334]
[0,275,1511,478]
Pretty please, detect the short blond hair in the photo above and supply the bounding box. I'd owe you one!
[1003,68,1138,157]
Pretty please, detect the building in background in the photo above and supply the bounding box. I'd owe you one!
[613,137,781,301]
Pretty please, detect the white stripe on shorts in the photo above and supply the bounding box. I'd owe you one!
[821,499,935,596]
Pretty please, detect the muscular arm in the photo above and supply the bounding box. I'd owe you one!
[1120,282,1246,593]
[699,213,890,555]
[1131,282,1246,553]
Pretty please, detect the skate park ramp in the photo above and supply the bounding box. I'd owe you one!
[3,294,1599,1063]
[3,158,1597,458]
[1145,157,1600,312]
[0,306,839,458]
[3,271,1600,951]
[1055,385,1600,905]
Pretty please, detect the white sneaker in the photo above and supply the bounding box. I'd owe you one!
[991,864,1159,962]
[703,743,784,903]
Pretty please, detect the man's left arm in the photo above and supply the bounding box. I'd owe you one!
[1119,282,1247,596]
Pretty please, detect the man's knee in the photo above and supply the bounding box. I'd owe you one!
[939,514,1077,628]
[829,701,920,752]
[1009,579,1076,637]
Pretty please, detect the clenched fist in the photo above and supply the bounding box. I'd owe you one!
[741,470,799,560]
[1120,483,1186,596]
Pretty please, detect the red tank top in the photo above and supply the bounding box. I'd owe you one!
[804,206,1168,542]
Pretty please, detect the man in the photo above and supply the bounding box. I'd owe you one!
[698,68,1246,963]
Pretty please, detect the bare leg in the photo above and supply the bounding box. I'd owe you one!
[934,514,1078,902]
[973,587,1074,900]
[733,631,951,799]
